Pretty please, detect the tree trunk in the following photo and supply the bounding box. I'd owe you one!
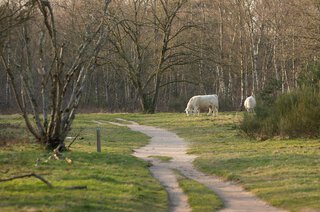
[273,36,279,81]
[139,92,155,114]
[1,0,112,150]
[238,1,245,109]
[95,72,100,107]
[5,73,11,108]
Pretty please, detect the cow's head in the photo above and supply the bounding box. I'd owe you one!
[185,108,192,116]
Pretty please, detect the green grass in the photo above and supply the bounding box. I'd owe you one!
[0,114,168,211]
[175,171,223,211]
[1,112,320,211]
[111,112,320,211]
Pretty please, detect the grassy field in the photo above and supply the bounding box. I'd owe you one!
[109,112,320,211]
[175,171,223,211]
[1,112,320,211]
[0,114,168,211]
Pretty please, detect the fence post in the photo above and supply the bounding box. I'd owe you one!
[96,127,101,152]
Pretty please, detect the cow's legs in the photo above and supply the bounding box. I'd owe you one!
[207,106,213,116]
[214,106,218,116]
[194,106,200,116]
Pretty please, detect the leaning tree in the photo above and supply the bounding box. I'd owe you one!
[0,0,112,150]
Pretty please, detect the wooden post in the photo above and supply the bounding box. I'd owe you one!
[96,127,101,152]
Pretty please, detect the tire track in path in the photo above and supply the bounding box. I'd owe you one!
[106,119,285,212]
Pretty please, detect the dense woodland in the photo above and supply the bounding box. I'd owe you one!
[1,0,320,114]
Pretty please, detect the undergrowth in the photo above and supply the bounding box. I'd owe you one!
[241,87,320,139]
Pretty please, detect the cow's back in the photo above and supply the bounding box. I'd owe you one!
[195,95,218,109]
[244,96,256,109]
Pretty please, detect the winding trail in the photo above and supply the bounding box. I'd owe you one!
[107,119,285,212]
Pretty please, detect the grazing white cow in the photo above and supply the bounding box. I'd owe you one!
[244,95,256,112]
[185,94,219,116]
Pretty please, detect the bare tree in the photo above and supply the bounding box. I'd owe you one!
[106,0,195,113]
[3,0,320,114]
[0,0,112,150]
[0,0,33,42]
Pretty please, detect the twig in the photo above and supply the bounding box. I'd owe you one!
[0,173,53,188]
[53,144,64,160]
[0,169,9,174]
[64,186,87,190]
[67,128,84,149]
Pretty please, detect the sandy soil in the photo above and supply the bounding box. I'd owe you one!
[107,119,286,212]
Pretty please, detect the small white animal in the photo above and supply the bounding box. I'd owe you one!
[244,95,256,112]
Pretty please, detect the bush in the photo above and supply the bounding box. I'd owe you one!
[241,87,320,139]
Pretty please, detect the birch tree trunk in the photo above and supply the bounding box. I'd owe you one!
[273,36,279,81]
[237,0,245,108]
[218,3,225,96]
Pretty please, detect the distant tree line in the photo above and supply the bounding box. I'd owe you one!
[2,0,320,114]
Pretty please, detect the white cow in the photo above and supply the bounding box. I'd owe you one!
[244,95,256,112]
[185,94,219,116]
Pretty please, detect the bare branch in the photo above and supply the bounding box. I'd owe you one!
[0,173,53,188]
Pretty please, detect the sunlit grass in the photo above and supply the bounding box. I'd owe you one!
[175,171,223,211]
[0,114,167,211]
[112,112,320,211]
[1,112,320,211]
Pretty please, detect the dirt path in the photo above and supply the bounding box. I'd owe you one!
[107,119,285,212]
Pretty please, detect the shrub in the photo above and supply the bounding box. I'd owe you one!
[241,87,320,139]
[277,88,320,137]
